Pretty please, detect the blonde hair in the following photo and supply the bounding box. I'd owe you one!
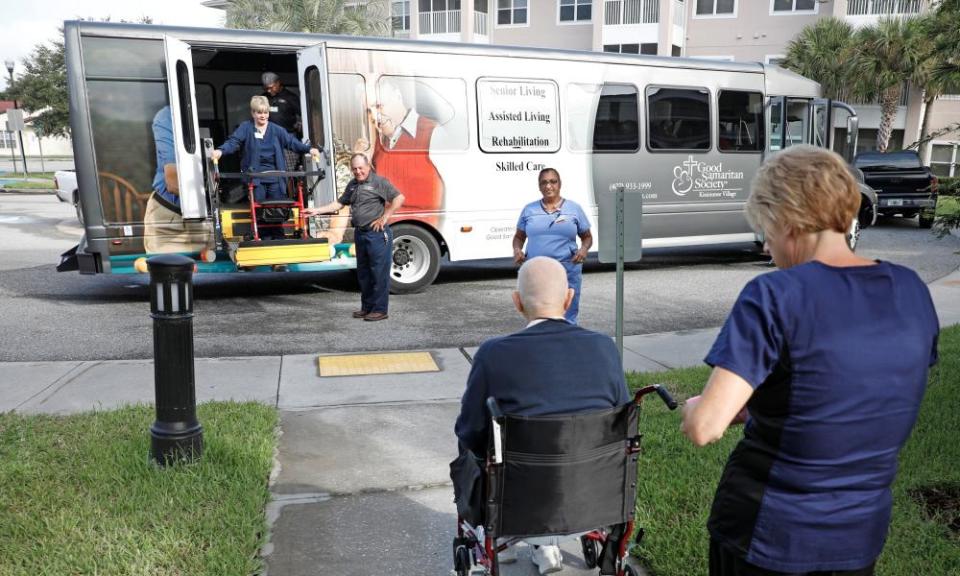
[250,95,270,114]
[746,145,860,236]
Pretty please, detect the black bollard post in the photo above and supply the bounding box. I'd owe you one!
[147,254,203,466]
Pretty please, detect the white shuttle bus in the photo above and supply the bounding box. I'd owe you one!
[57,20,869,293]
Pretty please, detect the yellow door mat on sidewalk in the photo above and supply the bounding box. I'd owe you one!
[317,351,440,377]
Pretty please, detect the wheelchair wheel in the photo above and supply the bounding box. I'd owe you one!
[624,564,640,576]
[580,535,599,569]
[453,541,472,576]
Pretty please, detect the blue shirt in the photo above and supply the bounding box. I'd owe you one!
[705,260,939,573]
[151,106,178,206]
[517,198,590,263]
[455,319,630,457]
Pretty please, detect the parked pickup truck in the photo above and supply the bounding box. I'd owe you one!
[854,151,938,228]
[54,169,82,224]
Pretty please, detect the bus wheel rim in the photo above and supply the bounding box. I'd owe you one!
[392,235,429,284]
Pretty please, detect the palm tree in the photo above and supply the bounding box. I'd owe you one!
[853,17,927,152]
[225,0,390,36]
[781,17,858,102]
[908,7,960,161]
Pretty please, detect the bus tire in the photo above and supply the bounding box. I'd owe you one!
[390,223,440,294]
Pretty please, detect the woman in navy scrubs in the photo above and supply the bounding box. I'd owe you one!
[212,96,319,238]
[512,168,593,324]
[682,146,939,576]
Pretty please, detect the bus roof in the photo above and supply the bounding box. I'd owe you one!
[65,19,769,75]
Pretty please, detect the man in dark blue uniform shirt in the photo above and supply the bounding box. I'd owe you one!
[302,154,404,321]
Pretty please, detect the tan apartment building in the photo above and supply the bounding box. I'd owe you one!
[202,0,960,175]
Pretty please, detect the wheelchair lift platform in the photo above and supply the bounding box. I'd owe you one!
[232,237,332,268]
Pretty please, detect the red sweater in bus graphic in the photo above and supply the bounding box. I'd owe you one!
[372,114,444,221]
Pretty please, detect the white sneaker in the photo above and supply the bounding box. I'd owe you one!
[531,545,563,574]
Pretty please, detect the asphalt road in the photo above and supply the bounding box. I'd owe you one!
[2,192,958,362]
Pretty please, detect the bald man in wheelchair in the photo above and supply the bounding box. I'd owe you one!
[453,257,630,574]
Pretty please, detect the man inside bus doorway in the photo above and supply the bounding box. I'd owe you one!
[302,153,405,322]
[143,105,214,254]
[262,72,303,169]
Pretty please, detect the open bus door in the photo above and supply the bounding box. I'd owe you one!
[163,36,208,221]
[296,43,337,210]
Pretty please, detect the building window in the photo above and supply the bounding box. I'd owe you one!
[771,0,816,13]
[497,0,528,25]
[559,0,591,22]
[695,0,735,17]
[604,44,640,54]
[765,55,785,65]
[0,130,15,149]
[647,87,711,150]
[672,45,682,57]
[392,1,410,32]
[930,143,958,177]
[640,43,658,55]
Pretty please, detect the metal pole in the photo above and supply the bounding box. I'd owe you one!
[616,185,625,363]
[37,136,45,173]
[8,134,16,173]
[147,254,203,466]
[13,101,27,175]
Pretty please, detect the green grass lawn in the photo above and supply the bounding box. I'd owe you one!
[0,402,278,576]
[628,324,960,576]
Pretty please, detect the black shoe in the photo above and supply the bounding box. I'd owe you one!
[352,310,370,319]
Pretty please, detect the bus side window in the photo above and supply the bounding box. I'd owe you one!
[646,87,711,151]
[717,90,764,152]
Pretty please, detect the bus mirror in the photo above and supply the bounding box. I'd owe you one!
[845,116,859,163]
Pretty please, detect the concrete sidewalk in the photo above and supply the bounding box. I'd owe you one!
[2,267,958,576]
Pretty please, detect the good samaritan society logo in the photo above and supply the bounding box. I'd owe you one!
[671,156,745,199]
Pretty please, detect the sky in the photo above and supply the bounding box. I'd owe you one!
[1,0,225,91]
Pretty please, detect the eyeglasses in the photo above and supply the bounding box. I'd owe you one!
[539,179,559,186]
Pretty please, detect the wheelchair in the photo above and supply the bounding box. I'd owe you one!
[452,385,677,576]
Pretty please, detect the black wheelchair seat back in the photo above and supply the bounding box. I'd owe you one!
[486,401,639,539]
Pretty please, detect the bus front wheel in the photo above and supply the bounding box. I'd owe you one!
[390,223,440,294]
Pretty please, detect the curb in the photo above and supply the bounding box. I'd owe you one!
[0,188,56,195]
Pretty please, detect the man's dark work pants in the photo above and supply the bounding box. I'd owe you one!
[356,226,393,314]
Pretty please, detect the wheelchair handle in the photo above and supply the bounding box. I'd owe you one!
[486,397,504,419]
[634,385,678,411]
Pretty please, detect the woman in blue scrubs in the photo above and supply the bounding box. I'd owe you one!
[512,168,593,324]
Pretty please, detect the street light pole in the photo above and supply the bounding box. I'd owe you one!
[5,60,28,175]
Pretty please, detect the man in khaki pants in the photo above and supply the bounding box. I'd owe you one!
[143,105,213,254]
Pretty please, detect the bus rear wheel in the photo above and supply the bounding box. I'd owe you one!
[390,223,440,294]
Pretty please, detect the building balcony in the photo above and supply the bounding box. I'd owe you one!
[419,9,462,35]
[417,9,488,40]
[844,0,930,27]
[604,0,660,25]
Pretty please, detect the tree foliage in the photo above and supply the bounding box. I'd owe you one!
[783,9,958,154]
[781,18,857,102]
[1,16,153,139]
[225,0,389,36]
[3,39,68,138]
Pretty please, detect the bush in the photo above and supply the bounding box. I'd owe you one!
[938,177,960,197]
[933,177,960,237]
